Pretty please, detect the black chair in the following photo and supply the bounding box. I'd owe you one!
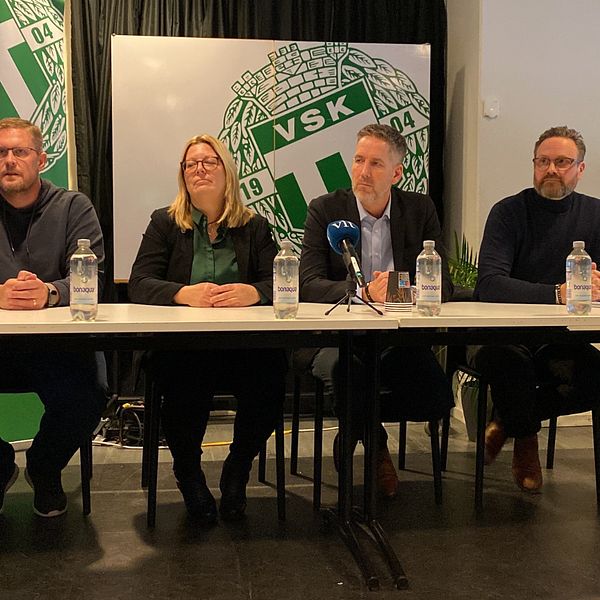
[289,350,447,509]
[141,376,286,527]
[452,357,600,510]
[79,437,93,515]
[0,403,93,515]
[290,364,326,510]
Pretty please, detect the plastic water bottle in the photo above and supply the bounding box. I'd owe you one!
[566,240,592,315]
[273,240,299,319]
[416,240,442,316]
[70,238,98,321]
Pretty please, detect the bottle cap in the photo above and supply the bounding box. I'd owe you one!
[423,240,435,247]
[77,238,91,246]
[280,240,294,249]
[573,240,585,249]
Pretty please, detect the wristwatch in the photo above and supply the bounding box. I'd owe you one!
[45,283,60,307]
[555,284,563,305]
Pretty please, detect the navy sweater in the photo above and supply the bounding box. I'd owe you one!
[475,188,600,303]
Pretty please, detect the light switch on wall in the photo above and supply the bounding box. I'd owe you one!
[483,97,500,119]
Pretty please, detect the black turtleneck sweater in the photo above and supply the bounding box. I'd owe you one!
[1,199,35,252]
[474,188,600,303]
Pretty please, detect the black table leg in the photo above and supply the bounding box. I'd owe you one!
[364,519,409,590]
[362,331,409,590]
[323,509,380,591]
[323,330,410,589]
[323,331,380,589]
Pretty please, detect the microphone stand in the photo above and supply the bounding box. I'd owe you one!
[325,278,383,316]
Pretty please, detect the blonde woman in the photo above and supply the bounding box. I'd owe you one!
[129,134,285,524]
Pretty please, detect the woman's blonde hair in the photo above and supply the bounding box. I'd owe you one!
[168,134,254,230]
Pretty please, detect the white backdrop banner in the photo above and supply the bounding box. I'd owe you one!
[111,37,430,281]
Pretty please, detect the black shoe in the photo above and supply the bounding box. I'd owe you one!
[176,472,218,524]
[0,463,19,514]
[25,469,67,517]
[219,456,251,521]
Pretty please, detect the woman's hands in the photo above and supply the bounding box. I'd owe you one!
[174,282,260,307]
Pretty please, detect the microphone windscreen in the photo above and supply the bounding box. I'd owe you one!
[326,220,360,255]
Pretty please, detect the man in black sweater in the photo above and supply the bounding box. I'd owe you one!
[470,125,600,493]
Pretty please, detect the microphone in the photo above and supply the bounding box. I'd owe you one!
[326,220,366,289]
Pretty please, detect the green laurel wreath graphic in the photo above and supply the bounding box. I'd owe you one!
[7,0,66,174]
[219,42,430,246]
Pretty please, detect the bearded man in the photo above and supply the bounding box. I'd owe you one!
[469,126,600,494]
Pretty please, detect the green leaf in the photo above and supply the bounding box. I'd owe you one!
[448,232,479,288]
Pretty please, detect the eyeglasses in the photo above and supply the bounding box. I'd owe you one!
[532,156,580,171]
[0,146,40,160]
[181,156,221,173]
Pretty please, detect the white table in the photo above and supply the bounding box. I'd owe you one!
[4,301,599,589]
[0,302,399,589]
[0,302,398,334]
[395,301,600,328]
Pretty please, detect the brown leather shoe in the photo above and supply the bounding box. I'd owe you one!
[484,420,508,465]
[512,434,543,493]
[376,446,399,499]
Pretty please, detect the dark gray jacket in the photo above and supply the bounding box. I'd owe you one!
[0,179,104,304]
[300,187,453,303]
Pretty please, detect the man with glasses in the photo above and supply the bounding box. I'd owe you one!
[0,117,105,517]
[469,126,600,493]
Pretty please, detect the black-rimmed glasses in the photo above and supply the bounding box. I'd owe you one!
[532,156,580,171]
[0,146,40,160]
[181,156,221,173]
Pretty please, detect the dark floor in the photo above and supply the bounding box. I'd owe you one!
[1,420,600,600]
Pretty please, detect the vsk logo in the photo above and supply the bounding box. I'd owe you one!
[219,42,430,249]
[0,0,66,173]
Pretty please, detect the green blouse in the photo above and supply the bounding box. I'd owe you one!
[190,207,239,285]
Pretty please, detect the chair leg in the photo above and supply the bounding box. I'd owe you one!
[429,419,443,505]
[258,444,267,483]
[546,416,558,469]
[290,375,301,475]
[475,378,489,511]
[275,413,286,520]
[313,378,324,511]
[441,413,450,472]
[141,375,152,489]
[80,437,92,516]
[253,412,286,519]
[397,421,407,470]
[592,408,600,510]
[146,380,161,528]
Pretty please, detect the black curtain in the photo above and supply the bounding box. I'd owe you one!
[70,0,447,299]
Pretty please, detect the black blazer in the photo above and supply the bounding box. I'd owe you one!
[128,207,277,305]
[300,187,453,303]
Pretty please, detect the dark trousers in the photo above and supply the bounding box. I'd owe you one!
[0,351,105,476]
[147,349,286,482]
[467,343,600,438]
[311,345,454,444]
